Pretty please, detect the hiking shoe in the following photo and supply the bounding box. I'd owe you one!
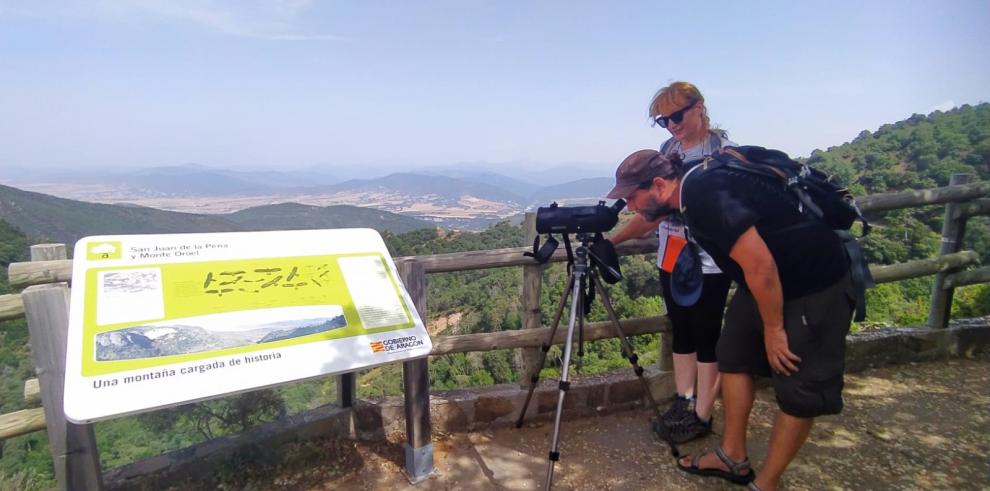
[659,394,694,428]
[659,411,712,444]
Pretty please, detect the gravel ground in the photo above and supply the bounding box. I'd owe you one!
[272,357,990,490]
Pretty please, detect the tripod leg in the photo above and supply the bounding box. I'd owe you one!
[515,273,576,428]
[590,272,663,419]
[577,276,585,372]
[544,268,585,490]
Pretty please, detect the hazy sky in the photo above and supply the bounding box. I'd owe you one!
[1,1,988,175]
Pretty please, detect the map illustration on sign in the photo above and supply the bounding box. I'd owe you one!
[65,229,432,423]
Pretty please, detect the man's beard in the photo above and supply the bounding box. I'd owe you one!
[642,197,677,221]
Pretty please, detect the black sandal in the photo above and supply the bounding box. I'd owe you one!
[676,447,755,485]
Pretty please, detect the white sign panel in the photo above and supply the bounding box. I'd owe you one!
[65,229,431,423]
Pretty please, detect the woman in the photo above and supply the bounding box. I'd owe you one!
[609,81,733,443]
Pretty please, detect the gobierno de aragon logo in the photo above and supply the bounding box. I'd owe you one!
[370,335,424,354]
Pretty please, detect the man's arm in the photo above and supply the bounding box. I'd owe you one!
[608,213,661,245]
[728,226,801,375]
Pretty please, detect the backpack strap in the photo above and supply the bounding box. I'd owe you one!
[662,131,728,157]
[660,137,678,156]
[836,230,875,322]
[714,149,828,220]
[704,130,726,155]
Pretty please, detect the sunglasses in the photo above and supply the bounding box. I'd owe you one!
[653,101,697,129]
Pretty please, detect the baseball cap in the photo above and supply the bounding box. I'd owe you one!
[606,150,678,199]
[669,242,703,307]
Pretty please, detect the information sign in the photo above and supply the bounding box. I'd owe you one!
[64,229,431,423]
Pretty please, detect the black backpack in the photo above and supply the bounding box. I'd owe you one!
[697,145,874,321]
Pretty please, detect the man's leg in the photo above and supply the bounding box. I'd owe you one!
[720,372,754,461]
[753,275,853,489]
[678,371,754,470]
[754,412,813,491]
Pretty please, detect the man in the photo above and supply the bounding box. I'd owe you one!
[607,149,854,491]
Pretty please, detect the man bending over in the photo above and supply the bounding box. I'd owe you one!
[606,149,854,491]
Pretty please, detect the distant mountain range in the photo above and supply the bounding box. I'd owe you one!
[1,163,611,200]
[0,164,619,231]
[0,183,432,247]
[527,177,615,206]
[311,173,528,205]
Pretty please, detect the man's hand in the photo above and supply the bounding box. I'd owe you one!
[608,212,660,246]
[729,226,797,375]
[764,326,801,376]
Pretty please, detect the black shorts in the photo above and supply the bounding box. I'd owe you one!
[716,274,855,418]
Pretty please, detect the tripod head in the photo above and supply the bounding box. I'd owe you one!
[526,230,622,284]
[580,233,622,284]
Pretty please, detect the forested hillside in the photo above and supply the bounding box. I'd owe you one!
[806,104,989,193]
[806,104,990,323]
[0,221,41,486]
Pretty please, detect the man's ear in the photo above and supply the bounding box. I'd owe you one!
[651,176,673,195]
[651,176,679,201]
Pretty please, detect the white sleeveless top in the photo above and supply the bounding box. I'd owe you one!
[658,131,736,275]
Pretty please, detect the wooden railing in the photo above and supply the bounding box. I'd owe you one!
[1,177,989,489]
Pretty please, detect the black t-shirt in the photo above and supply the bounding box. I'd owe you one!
[681,166,848,299]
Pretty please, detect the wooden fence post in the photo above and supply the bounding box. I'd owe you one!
[22,278,104,490]
[30,244,68,262]
[396,260,434,483]
[928,174,974,329]
[519,212,543,386]
[659,329,674,372]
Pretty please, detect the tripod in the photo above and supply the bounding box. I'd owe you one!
[515,233,663,490]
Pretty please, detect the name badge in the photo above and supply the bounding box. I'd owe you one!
[658,220,687,273]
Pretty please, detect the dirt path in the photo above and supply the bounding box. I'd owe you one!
[255,357,990,490]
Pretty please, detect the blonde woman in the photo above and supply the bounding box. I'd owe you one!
[608,81,733,443]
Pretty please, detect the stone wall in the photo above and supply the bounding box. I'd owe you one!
[105,317,990,489]
[845,317,990,371]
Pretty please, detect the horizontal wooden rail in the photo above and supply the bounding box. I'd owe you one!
[0,408,46,440]
[858,181,990,213]
[869,250,979,284]
[395,238,658,273]
[1,251,979,333]
[0,293,24,321]
[7,240,657,288]
[955,198,990,219]
[943,266,990,290]
[430,315,670,356]
[8,259,72,290]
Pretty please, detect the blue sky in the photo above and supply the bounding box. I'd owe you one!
[1,1,988,177]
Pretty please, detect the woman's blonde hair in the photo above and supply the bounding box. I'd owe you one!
[648,81,710,132]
